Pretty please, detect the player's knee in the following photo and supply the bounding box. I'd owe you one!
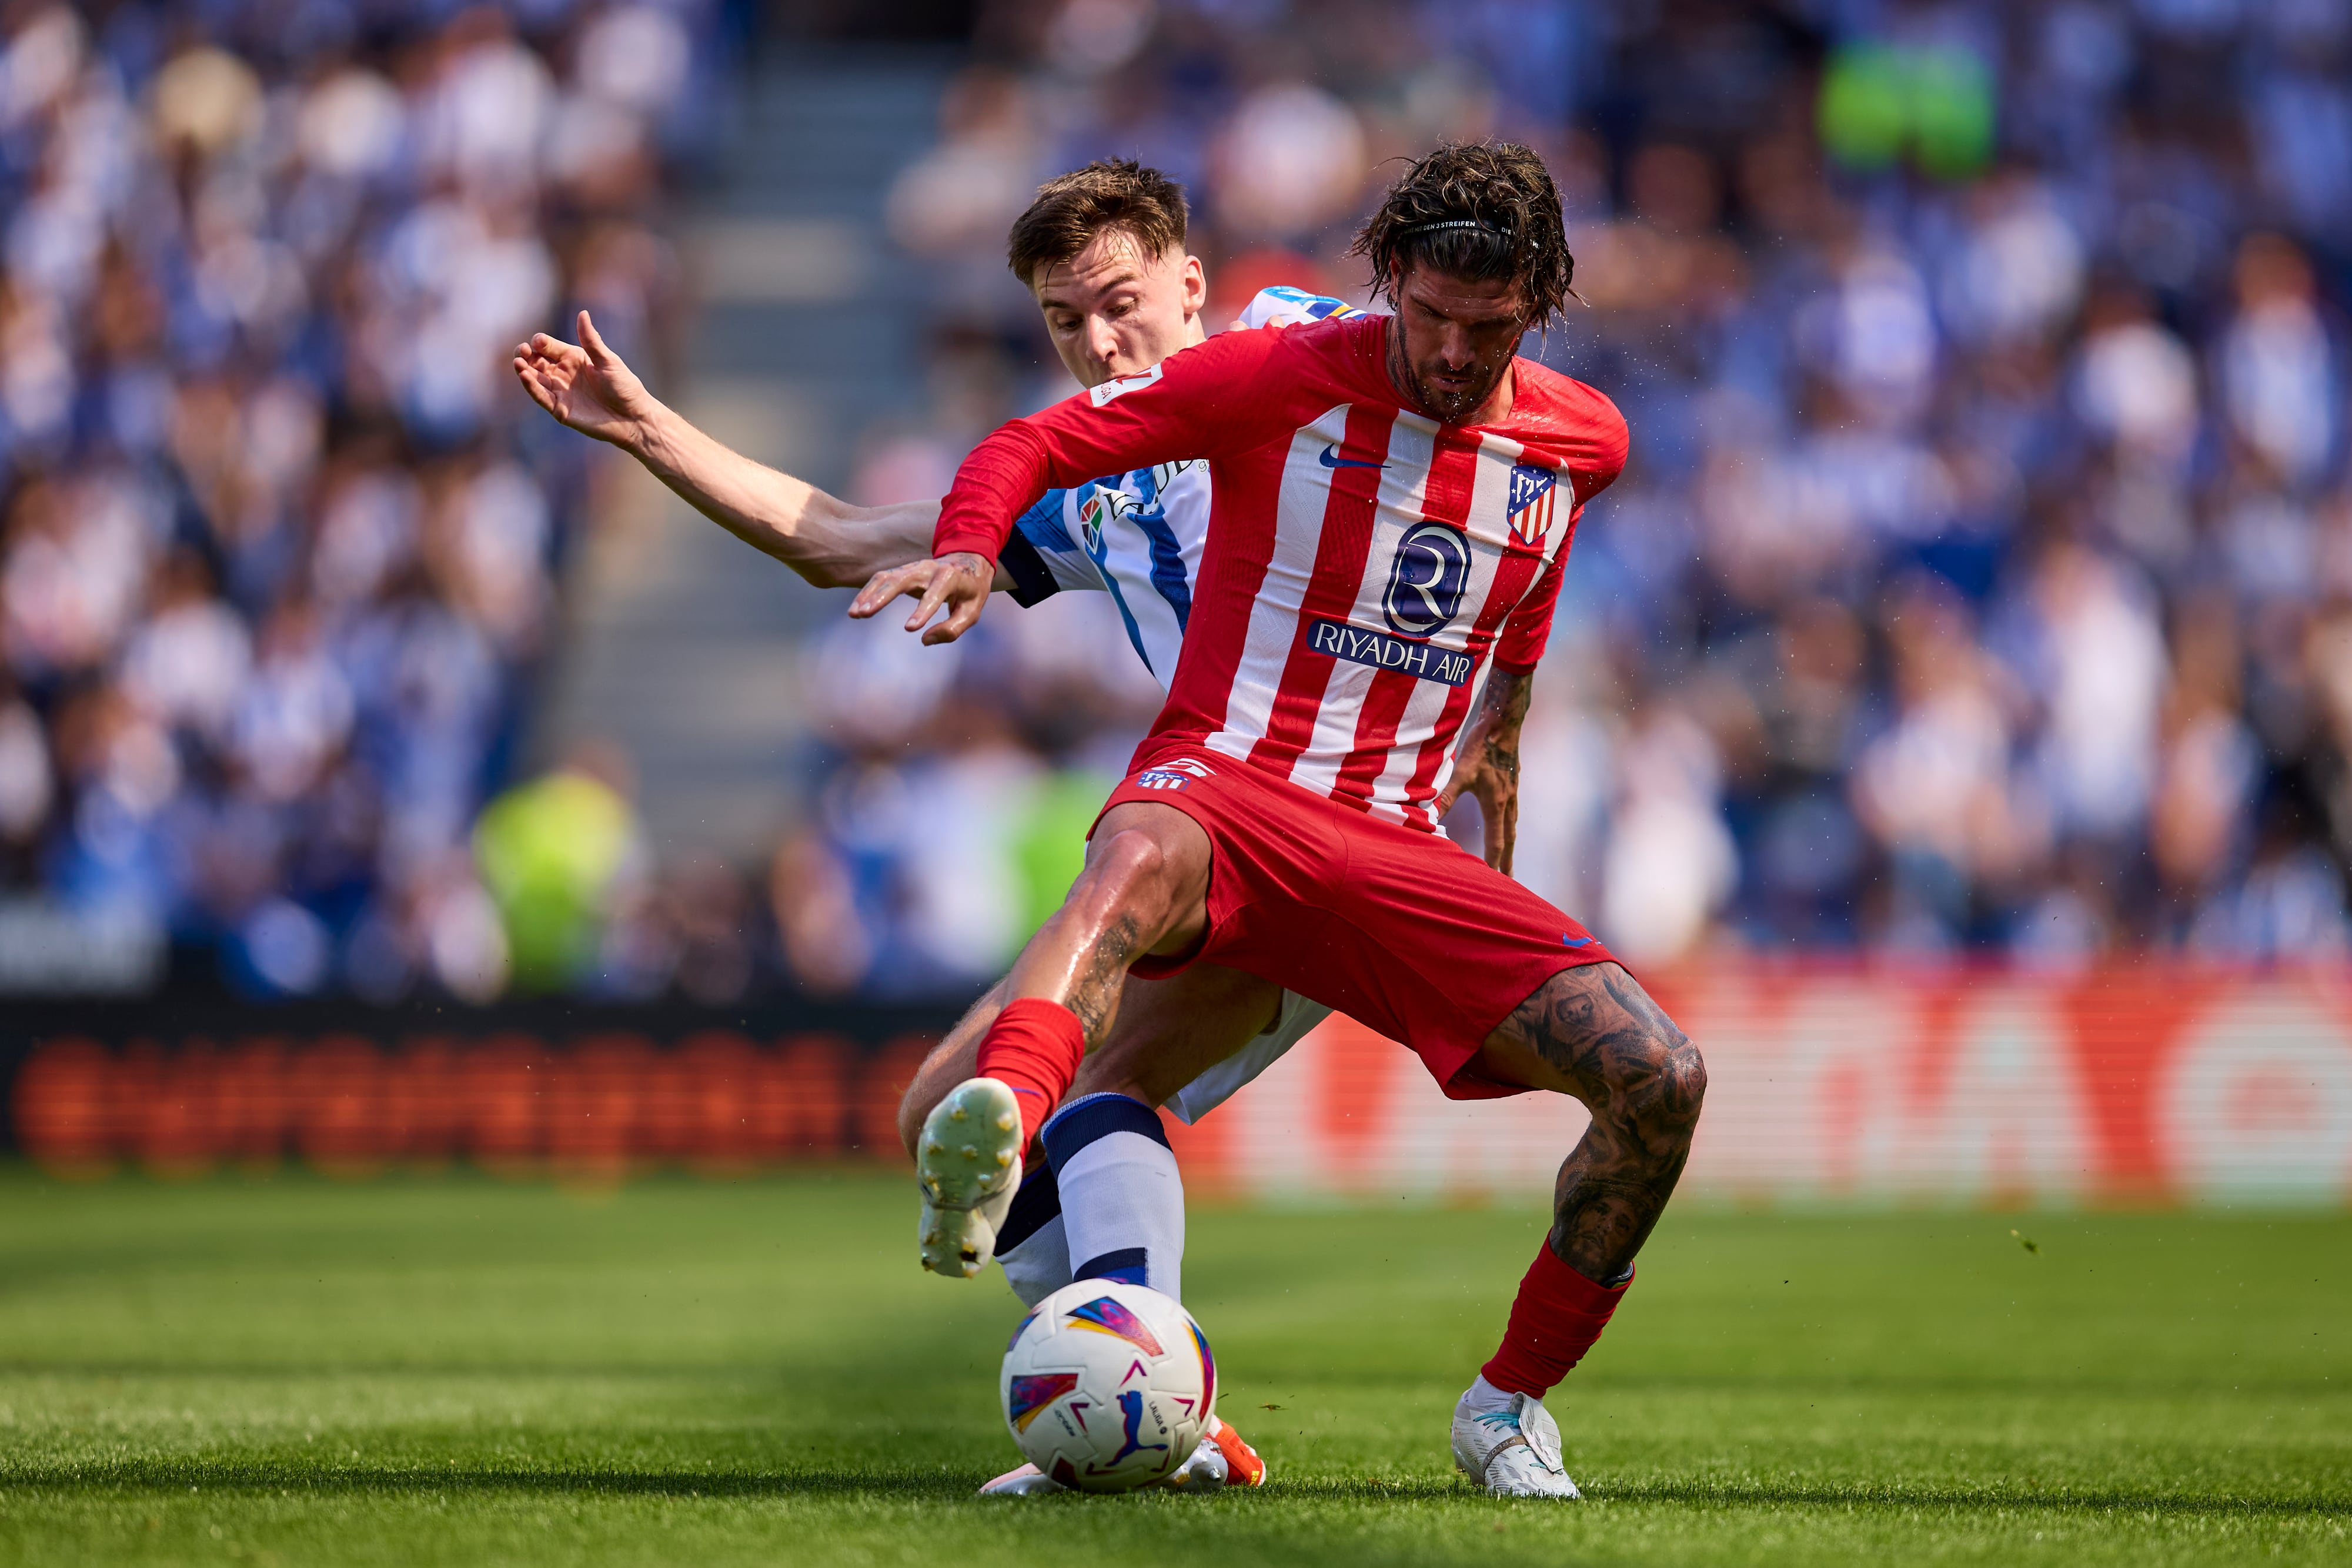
[1633,1022,1706,1142]
[1626,1009,1700,1101]
[1091,827,1166,881]
[1584,976,1702,1129]
[1085,828,1180,916]
[1667,1036,1707,1126]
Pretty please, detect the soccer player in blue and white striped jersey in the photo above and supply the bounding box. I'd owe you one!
[994,286,1364,685]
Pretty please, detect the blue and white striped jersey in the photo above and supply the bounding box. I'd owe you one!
[995,286,1364,687]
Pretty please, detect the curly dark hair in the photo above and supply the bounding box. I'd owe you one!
[1349,142,1575,328]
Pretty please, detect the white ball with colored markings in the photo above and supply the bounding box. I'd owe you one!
[1000,1279,1215,1492]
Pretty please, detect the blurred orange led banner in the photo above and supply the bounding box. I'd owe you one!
[1163,965,2352,1207]
[8,1028,941,1181]
[8,966,2352,1203]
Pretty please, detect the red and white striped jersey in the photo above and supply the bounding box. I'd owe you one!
[935,312,1629,832]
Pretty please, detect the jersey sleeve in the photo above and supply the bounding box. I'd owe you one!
[1230,285,1364,332]
[1493,554,1565,674]
[995,527,1058,605]
[1565,389,1632,509]
[933,326,1291,565]
[998,487,1108,606]
[1494,383,1626,671]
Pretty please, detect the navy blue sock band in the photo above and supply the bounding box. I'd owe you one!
[1040,1092,1170,1173]
[1074,1247,1151,1286]
[993,1159,1062,1254]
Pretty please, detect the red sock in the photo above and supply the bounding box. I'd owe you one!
[1478,1243,1632,1398]
[975,999,1085,1139]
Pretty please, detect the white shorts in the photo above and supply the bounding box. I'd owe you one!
[1160,988,1332,1125]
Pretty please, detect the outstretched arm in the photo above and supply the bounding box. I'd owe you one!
[872,326,1296,645]
[514,311,1003,592]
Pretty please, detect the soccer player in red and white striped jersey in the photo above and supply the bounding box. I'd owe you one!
[861,144,1709,1499]
[983,279,1622,834]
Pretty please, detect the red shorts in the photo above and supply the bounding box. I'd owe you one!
[1092,740,1620,1099]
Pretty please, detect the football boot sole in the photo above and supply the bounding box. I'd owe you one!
[916,1077,1024,1277]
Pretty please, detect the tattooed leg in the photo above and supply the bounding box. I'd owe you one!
[998,800,1211,1045]
[1472,962,1708,1279]
[911,803,1212,1277]
[895,964,1284,1156]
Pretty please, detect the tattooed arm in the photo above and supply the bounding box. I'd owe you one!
[1438,667,1531,874]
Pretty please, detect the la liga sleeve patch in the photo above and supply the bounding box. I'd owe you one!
[1088,364,1164,406]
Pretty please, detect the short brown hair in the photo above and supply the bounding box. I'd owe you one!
[1349,142,1575,328]
[1006,158,1189,289]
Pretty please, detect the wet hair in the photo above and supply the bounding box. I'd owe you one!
[1349,142,1575,327]
[1006,158,1190,289]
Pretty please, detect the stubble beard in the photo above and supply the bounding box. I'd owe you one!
[1386,319,1504,426]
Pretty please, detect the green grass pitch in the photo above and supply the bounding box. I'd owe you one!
[0,1171,2345,1566]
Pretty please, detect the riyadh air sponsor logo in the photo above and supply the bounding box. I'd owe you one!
[1088,364,1162,406]
[1319,443,1387,470]
[1382,521,1469,637]
[1506,462,1558,550]
[1308,618,1474,686]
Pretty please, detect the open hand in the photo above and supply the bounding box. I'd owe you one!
[1434,668,1528,874]
[1437,745,1519,874]
[848,551,993,645]
[513,310,659,450]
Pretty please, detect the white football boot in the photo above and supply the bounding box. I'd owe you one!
[977,1416,1268,1496]
[1155,1414,1252,1492]
[916,1078,1024,1278]
[1451,1386,1581,1499]
[977,1462,1064,1496]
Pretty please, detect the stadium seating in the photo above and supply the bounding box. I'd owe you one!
[0,0,709,998]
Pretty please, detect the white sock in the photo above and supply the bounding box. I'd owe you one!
[997,1215,1070,1308]
[994,1165,1073,1308]
[1458,1373,1516,1417]
[1040,1092,1186,1303]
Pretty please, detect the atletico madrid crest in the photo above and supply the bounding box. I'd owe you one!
[1506,463,1558,550]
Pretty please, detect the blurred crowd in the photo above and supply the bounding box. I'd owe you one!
[20,0,2352,1007]
[771,0,2352,998]
[0,0,710,997]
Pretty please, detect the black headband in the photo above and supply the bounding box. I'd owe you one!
[1400,218,1510,238]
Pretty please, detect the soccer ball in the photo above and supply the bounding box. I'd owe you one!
[1000,1279,1215,1493]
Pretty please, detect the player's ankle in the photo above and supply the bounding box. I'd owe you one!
[1479,1243,1632,1398]
[1458,1373,1519,1417]
[977,1000,1088,1142]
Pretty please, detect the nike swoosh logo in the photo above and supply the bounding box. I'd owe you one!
[1319,443,1387,470]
